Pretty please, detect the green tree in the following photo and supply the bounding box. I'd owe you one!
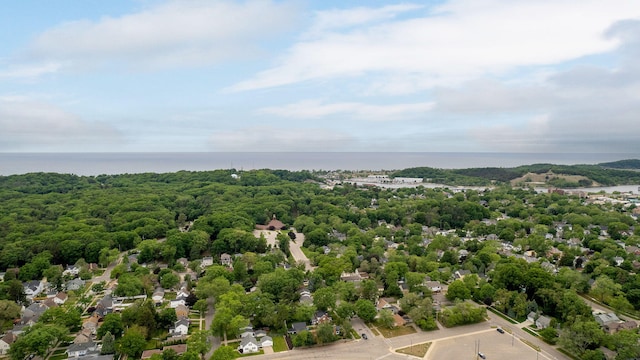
[9,323,68,360]
[117,325,147,358]
[187,330,212,360]
[355,299,377,322]
[316,323,336,344]
[558,319,604,357]
[211,345,238,360]
[101,332,115,354]
[0,300,21,332]
[378,309,395,329]
[446,280,471,301]
[98,313,124,338]
[313,287,337,311]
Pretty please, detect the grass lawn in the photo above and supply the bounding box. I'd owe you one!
[52,349,67,355]
[239,350,264,357]
[49,353,68,360]
[272,336,288,352]
[396,342,431,358]
[165,291,177,300]
[370,327,380,336]
[377,326,416,338]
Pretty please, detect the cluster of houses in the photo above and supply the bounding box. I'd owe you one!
[238,326,273,354]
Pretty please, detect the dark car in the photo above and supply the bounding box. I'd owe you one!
[362,333,368,340]
[497,328,505,334]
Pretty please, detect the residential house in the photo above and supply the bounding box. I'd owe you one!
[23,280,44,299]
[0,332,16,355]
[312,310,331,325]
[163,344,187,356]
[527,312,552,329]
[454,270,471,280]
[239,336,260,354]
[175,304,189,319]
[594,313,621,327]
[299,289,313,305]
[288,322,307,334]
[340,269,367,283]
[66,278,86,291]
[604,321,637,334]
[176,258,189,268]
[73,333,92,344]
[255,215,286,231]
[424,280,443,293]
[171,318,190,336]
[43,297,58,309]
[22,303,49,325]
[240,330,255,338]
[152,287,165,304]
[254,330,267,338]
[66,341,98,357]
[170,298,186,308]
[95,294,113,318]
[141,350,162,359]
[260,336,273,347]
[393,314,407,327]
[376,298,398,313]
[220,253,232,267]
[82,316,99,335]
[201,257,213,267]
[54,292,69,305]
[63,265,80,277]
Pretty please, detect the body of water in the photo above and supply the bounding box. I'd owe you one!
[0,152,638,176]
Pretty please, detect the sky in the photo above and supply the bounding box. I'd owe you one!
[1,0,640,153]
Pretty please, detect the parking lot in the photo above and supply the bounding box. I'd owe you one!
[427,329,550,360]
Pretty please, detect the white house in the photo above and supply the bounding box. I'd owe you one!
[0,333,16,355]
[171,318,190,336]
[66,278,86,291]
[260,336,273,347]
[170,299,186,308]
[54,292,69,305]
[239,336,260,354]
[66,341,98,357]
[152,287,165,303]
[63,265,80,277]
[201,257,214,267]
[23,280,44,299]
[221,253,233,267]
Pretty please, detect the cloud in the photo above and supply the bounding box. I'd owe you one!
[0,96,123,151]
[452,19,640,153]
[230,0,639,93]
[21,0,298,71]
[259,99,434,121]
[0,62,61,79]
[208,126,355,151]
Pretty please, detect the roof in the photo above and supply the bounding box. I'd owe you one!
[163,344,187,354]
[1,332,16,345]
[290,322,307,332]
[240,336,259,347]
[67,341,97,353]
[141,350,162,359]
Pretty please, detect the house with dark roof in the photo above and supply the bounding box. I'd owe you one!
[23,280,44,299]
[288,322,307,334]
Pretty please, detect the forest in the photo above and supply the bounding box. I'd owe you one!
[1,166,640,360]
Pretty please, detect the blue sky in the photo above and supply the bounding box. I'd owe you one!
[1,0,640,153]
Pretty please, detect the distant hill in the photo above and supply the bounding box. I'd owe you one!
[391,160,640,187]
[598,159,640,170]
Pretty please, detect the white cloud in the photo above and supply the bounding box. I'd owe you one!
[231,0,640,92]
[0,97,123,151]
[305,4,423,37]
[23,0,298,70]
[0,62,61,79]
[208,126,355,151]
[259,99,434,121]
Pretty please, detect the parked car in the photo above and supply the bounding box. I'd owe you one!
[362,333,368,340]
[478,352,486,359]
[497,328,505,334]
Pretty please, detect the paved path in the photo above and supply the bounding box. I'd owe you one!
[204,298,221,360]
[287,231,314,271]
